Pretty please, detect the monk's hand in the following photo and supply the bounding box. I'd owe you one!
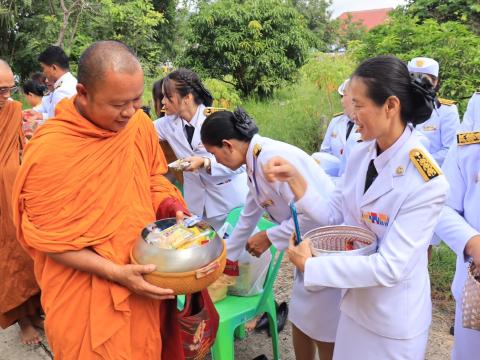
[246,231,271,257]
[287,233,313,273]
[111,264,175,300]
[466,235,480,272]
[183,156,205,172]
[195,260,220,279]
[262,156,298,183]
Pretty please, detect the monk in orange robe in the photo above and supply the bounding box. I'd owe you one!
[12,42,191,359]
[0,59,42,345]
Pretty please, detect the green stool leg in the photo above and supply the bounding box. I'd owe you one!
[211,323,235,360]
[266,299,280,360]
[234,324,247,340]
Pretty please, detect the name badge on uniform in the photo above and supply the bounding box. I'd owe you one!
[422,125,437,131]
[260,199,274,208]
[362,211,389,226]
[331,132,337,138]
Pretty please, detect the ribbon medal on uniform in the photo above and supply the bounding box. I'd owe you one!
[362,211,389,226]
[260,199,274,208]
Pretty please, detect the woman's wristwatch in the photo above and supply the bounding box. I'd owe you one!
[203,157,212,173]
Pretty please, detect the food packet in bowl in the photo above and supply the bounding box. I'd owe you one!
[146,223,215,250]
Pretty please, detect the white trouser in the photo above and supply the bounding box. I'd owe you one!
[452,300,480,360]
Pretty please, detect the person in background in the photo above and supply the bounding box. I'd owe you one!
[201,109,339,360]
[24,45,77,123]
[407,57,460,166]
[459,91,480,131]
[22,74,48,138]
[313,79,360,179]
[154,68,248,231]
[0,59,42,345]
[263,55,448,359]
[434,131,480,360]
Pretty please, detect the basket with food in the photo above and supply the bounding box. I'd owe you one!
[462,261,480,330]
[130,217,226,295]
[303,225,377,256]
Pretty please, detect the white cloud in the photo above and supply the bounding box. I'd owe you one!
[330,0,408,18]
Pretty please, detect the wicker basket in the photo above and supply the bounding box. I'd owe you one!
[303,225,377,256]
[462,261,480,330]
[130,241,227,295]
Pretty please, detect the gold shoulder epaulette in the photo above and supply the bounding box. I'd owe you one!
[253,143,262,158]
[409,149,441,182]
[457,132,480,146]
[438,98,456,106]
[203,107,227,116]
[333,111,344,117]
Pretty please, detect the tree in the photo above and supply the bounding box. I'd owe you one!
[330,13,368,51]
[291,0,334,50]
[406,0,480,34]
[182,0,312,98]
[351,12,480,110]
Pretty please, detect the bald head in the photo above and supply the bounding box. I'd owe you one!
[0,59,13,76]
[77,41,142,91]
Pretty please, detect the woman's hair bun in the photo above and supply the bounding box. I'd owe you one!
[409,75,436,125]
[232,107,259,137]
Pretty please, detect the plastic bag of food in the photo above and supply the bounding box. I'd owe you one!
[228,249,271,297]
[207,274,236,303]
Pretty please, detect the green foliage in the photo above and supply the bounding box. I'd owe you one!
[203,78,241,109]
[351,12,480,111]
[301,53,355,114]
[182,0,312,98]
[406,0,480,34]
[241,54,349,153]
[330,14,368,51]
[429,243,456,302]
[2,0,164,79]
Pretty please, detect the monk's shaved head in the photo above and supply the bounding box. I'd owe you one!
[0,59,13,76]
[77,41,142,91]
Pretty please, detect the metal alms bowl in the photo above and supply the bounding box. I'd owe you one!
[131,218,224,273]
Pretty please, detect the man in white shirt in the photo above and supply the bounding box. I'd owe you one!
[27,46,77,122]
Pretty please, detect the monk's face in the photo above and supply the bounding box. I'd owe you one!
[76,69,144,132]
[0,68,15,110]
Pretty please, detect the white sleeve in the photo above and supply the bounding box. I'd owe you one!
[50,88,73,116]
[460,94,480,132]
[320,119,335,153]
[295,177,344,227]
[304,176,448,289]
[432,105,460,165]
[226,190,264,261]
[435,145,479,260]
[153,118,167,140]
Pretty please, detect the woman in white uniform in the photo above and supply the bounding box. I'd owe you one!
[153,69,248,230]
[263,55,449,360]
[200,108,340,360]
[434,137,480,360]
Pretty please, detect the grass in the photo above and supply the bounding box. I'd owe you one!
[429,243,456,303]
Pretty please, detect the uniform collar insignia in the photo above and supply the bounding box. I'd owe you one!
[457,132,480,146]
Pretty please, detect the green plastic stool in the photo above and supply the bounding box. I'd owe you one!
[209,207,283,360]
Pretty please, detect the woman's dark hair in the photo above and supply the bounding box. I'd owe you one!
[152,78,165,117]
[352,55,436,125]
[22,75,48,97]
[163,68,213,107]
[201,108,259,147]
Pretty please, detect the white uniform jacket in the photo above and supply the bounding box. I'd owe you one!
[154,104,248,218]
[459,92,480,131]
[434,141,480,301]
[320,113,355,159]
[43,72,77,121]
[227,134,341,341]
[296,126,449,339]
[415,101,460,166]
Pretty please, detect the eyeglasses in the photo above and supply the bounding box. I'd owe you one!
[0,86,18,95]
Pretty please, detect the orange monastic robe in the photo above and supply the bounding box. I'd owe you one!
[12,98,186,359]
[0,100,40,328]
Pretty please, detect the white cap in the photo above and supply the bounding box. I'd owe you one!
[311,152,341,177]
[337,79,350,96]
[407,57,439,78]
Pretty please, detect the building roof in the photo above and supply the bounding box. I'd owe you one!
[338,8,393,30]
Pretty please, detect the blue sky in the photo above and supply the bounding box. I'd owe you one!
[330,0,408,18]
